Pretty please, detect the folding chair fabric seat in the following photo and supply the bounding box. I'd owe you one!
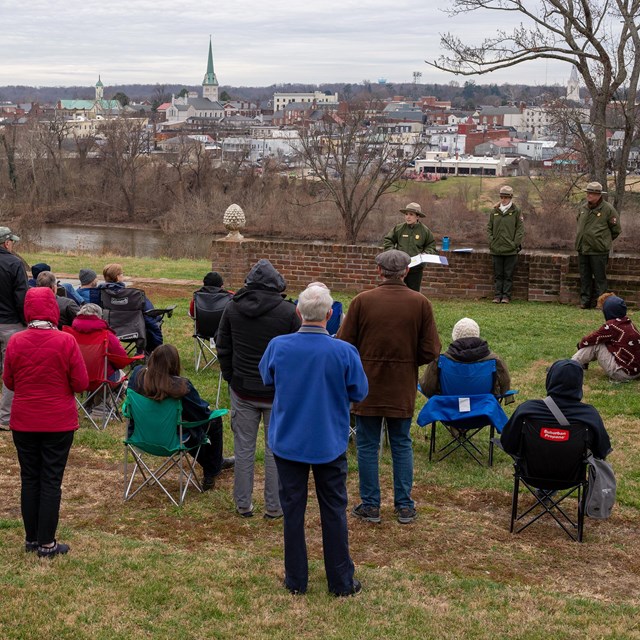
[509,418,590,542]
[192,290,232,372]
[63,326,142,430]
[417,356,515,466]
[123,389,228,506]
[101,287,148,354]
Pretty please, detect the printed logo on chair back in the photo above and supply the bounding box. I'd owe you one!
[539,427,570,442]
[112,297,129,306]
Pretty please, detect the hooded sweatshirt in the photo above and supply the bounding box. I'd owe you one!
[500,359,611,459]
[3,288,89,432]
[217,260,300,399]
[577,296,640,376]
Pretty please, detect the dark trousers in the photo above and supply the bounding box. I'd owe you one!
[578,253,609,307]
[404,266,424,292]
[274,452,354,595]
[12,430,74,545]
[492,254,518,299]
[190,416,223,478]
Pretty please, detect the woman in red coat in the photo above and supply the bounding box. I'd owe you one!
[3,287,88,558]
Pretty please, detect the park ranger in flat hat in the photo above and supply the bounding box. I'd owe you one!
[382,202,436,292]
[575,181,621,309]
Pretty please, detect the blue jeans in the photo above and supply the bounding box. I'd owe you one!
[355,415,414,509]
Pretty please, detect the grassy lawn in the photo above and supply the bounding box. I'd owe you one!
[1,253,639,639]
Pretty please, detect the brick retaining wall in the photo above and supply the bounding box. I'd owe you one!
[212,237,639,306]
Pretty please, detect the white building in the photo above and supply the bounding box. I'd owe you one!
[273,91,338,112]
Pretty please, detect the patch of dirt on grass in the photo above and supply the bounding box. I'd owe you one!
[1,430,638,607]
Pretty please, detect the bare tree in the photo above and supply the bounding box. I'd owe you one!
[97,118,147,219]
[295,107,426,243]
[427,0,640,212]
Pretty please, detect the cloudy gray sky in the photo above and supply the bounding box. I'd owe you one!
[0,0,571,88]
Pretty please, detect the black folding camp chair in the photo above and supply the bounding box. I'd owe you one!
[509,417,590,542]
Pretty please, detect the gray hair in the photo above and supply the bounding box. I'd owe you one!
[76,303,103,319]
[298,284,333,322]
[36,271,57,290]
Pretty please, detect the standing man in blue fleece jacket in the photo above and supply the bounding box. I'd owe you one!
[259,283,368,598]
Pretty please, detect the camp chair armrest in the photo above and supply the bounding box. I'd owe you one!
[497,389,518,399]
[179,408,228,430]
[144,305,177,320]
[108,353,145,369]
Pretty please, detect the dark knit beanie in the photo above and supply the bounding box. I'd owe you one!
[79,268,97,285]
[203,271,223,288]
[603,296,627,320]
[31,263,51,279]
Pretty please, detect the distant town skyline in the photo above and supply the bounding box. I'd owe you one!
[1,1,573,88]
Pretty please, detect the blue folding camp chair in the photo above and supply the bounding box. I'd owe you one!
[417,356,517,466]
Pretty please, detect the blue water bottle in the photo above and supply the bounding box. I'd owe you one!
[442,236,450,251]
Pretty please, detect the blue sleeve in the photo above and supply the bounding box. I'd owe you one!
[180,380,210,422]
[142,298,163,351]
[346,346,368,403]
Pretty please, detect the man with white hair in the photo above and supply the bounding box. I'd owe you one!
[259,284,368,597]
[0,227,28,430]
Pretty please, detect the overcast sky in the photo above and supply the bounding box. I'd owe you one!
[0,0,572,88]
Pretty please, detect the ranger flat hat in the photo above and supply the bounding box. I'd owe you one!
[375,250,411,271]
[585,181,607,194]
[0,226,20,242]
[499,185,514,197]
[399,202,426,217]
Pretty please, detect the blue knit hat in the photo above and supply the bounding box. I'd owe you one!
[603,296,627,320]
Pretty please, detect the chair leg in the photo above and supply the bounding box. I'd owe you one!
[510,473,519,533]
[429,422,436,461]
[488,424,495,467]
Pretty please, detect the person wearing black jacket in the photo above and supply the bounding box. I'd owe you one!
[217,259,300,518]
[0,227,28,429]
[501,359,611,460]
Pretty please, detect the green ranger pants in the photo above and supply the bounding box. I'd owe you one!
[492,254,518,300]
[578,253,609,307]
[404,266,424,292]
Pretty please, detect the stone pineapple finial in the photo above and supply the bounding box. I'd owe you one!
[223,203,246,239]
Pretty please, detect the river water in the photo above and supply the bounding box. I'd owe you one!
[24,224,214,259]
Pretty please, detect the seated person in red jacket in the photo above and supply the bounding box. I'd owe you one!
[71,303,129,383]
[420,317,513,402]
[572,294,640,382]
[127,344,231,490]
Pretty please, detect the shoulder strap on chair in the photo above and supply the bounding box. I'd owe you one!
[543,396,570,427]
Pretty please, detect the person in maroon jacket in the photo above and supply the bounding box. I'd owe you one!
[3,287,89,558]
[572,294,640,382]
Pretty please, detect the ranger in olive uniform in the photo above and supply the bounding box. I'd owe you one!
[383,202,436,292]
[487,185,525,304]
[576,181,621,309]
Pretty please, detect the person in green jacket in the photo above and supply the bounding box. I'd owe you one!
[575,181,621,309]
[487,185,525,304]
[383,202,436,292]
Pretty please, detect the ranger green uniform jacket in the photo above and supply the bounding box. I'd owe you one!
[575,198,621,255]
[383,221,436,258]
[487,203,525,256]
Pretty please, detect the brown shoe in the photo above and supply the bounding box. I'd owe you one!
[492,296,501,304]
[501,298,510,304]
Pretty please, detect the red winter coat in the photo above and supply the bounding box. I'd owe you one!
[3,287,89,432]
[71,314,129,379]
